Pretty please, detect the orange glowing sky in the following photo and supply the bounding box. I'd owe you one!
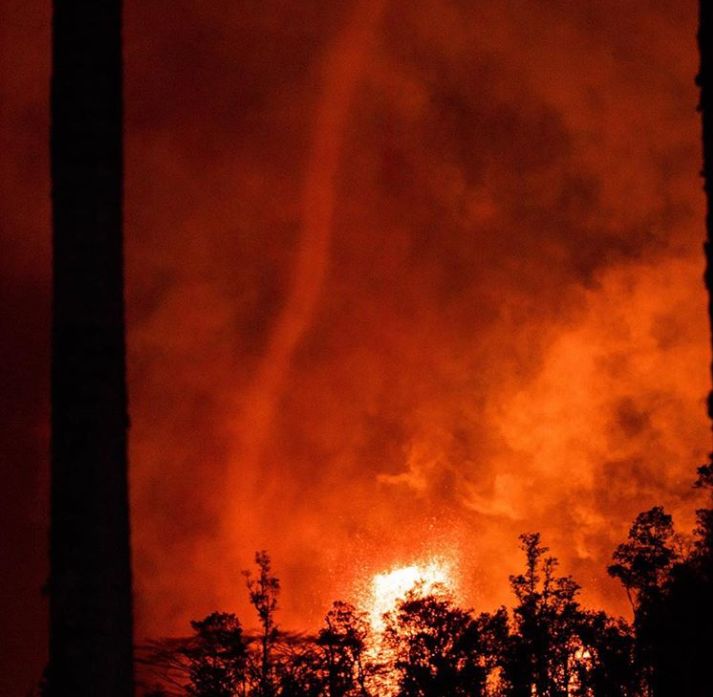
[0,1,710,694]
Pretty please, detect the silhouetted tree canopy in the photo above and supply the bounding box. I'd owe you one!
[383,585,489,697]
[505,533,596,697]
[136,512,713,697]
[181,612,248,697]
[607,507,678,612]
[316,601,371,697]
[244,551,282,697]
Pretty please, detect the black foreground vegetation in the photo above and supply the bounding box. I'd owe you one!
[137,472,713,697]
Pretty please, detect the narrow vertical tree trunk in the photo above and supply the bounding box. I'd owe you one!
[701,1,713,404]
[49,0,133,694]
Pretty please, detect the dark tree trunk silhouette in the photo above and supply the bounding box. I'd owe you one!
[702,0,713,411]
[49,0,133,694]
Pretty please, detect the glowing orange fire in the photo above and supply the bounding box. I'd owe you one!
[365,558,457,632]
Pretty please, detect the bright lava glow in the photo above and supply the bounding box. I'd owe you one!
[367,559,455,631]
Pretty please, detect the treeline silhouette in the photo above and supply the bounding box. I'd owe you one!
[136,469,713,697]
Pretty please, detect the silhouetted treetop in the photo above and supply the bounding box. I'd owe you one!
[607,506,678,611]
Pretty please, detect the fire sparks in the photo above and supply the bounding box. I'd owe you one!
[356,558,460,695]
[365,558,456,632]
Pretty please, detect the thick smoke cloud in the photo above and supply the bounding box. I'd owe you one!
[0,1,708,694]
[125,0,708,631]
